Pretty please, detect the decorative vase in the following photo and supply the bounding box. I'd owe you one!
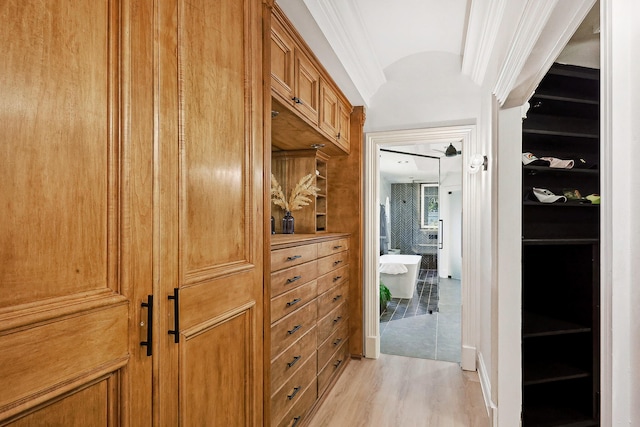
[271,216,275,234]
[282,211,294,234]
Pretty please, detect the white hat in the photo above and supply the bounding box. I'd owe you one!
[541,157,575,169]
[533,187,567,204]
[522,152,540,165]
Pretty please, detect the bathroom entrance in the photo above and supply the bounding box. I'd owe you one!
[363,124,478,371]
[378,150,462,363]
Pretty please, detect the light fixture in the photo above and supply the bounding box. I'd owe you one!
[468,154,487,174]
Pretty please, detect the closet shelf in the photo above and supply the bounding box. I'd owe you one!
[523,201,599,208]
[523,360,591,386]
[522,238,599,245]
[522,311,591,338]
[523,165,598,175]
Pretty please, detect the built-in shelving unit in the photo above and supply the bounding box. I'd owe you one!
[521,63,600,427]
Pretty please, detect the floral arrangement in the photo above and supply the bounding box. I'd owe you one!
[271,173,320,212]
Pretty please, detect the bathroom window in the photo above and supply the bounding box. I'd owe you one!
[420,184,439,229]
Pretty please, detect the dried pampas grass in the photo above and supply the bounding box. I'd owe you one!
[271,173,320,212]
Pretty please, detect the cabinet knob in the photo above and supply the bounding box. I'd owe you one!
[292,96,303,105]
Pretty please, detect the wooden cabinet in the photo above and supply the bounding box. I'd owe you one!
[521,63,600,426]
[1,0,266,425]
[269,235,350,427]
[272,150,330,234]
[269,5,351,156]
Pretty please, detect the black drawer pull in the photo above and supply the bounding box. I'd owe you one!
[333,245,342,249]
[287,275,302,284]
[292,416,302,427]
[333,260,343,266]
[334,359,343,368]
[287,298,301,307]
[333,294,342,302]
[140,295,153,356]
[333,338,342,346]
[333,275,342,282]
[168,287,180,343]
[286,255,302,261]
[287,355,302,368]
[333,316,342,324]
[292,97,303,105]
[287,324,302,335]
[287,386,301,400]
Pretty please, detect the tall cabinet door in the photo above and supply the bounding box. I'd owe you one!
[156,0,265,425]
[0,1,153,425]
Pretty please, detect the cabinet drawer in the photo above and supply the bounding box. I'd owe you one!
[271,261,318,298]
[317,250,349,276]
[317,238,349,257]
[317,280,348,319]
[271,355,317,424]
[272,280,318,323]
[317,339,349,397]
[317,321,348,369]
[274,377,317,427]
[317,265,348,295]
[317,301,348,344]
[271,244,318,272]
[271,327,317,391]
[271,300,317,359]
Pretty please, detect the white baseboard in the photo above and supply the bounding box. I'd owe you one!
[461,344,477,371]
[477,351,497,422]
[364,335,380,359]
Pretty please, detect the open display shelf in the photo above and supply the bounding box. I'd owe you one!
[521,63,600,426]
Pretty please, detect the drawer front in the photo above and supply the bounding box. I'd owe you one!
[271,355,317,424]
[316,301,348,344]
[317,265,348,295]
[272,244,318,272]
[271,280,318,323]
[271,300,318,359]
[317,339,349,396]
[271,260,318,298]
[317,321,348,369]
[317,280,348,319]
[317,238,349,258]
[271,327,317,391]
[317,250,349,276]
[274,377,317,427]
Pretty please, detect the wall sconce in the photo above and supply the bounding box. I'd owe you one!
[468,154,488,174]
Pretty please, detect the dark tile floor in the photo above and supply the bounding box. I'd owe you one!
[380,268,461,363]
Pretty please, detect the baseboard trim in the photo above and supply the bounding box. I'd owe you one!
[477,351,497,422]
[461,344,477,371]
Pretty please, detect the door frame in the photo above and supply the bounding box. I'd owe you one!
[363,124,478,371]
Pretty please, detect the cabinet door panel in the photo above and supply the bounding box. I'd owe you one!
[271,17,295,103]
[159,0,264,424]
[319,80,339,139]
[0,0,144,424]
[294,51,320,125]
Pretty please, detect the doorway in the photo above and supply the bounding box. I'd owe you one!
[363,124,479,371]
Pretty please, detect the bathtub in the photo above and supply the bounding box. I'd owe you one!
[379,254,422,299]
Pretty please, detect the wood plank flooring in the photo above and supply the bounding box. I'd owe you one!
[307,354,490,427]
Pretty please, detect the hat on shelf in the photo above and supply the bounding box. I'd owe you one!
[532,187,567,204]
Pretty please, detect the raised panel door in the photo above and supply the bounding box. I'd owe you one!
[337,101,352,153]
[0,0,152,424]
[293,51,320,125]
[271,16,295,106]
[157,0,265,424]
[319,79,340,140]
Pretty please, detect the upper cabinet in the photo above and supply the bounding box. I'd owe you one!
[270,5,351,156]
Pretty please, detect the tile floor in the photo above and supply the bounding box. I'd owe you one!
[380,269,461,363]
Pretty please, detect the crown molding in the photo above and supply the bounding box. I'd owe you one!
[462,0,508,86]
[493,0,560,105]
[302,0,386,105]
[503,0,597,108]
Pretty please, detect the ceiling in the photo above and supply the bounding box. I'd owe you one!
[276,0,599,184]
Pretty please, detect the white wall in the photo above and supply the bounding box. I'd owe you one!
[603,0,640,423]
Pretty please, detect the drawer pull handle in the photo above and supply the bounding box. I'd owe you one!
[286,255,302,261]
[292,416,302,427]
[333,275,342,282]
[333,316,342,324]
[287,355,302,368]
[287,324,302,335]
[333,338,342,346]
[292,97,303,105]
[334,359,343,368]
[333,294,342,302]
[287,276,302,284]
[333,260,343,266]
[287,386,301,400]
[333,245,342,249]
[287,298,302,307]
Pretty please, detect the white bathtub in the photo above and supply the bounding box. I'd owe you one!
[379,254,422,299]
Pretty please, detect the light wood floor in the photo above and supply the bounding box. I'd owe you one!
[307,354,490,427]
